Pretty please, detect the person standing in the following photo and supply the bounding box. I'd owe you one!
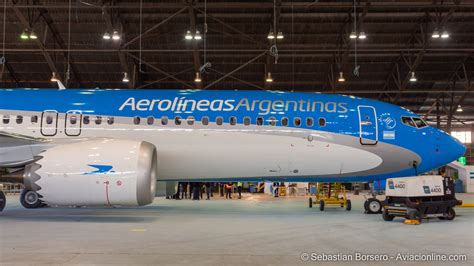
[225,182,233,199]
[237,182,243,199]
[205,182,211,200]
[192,182,200,200]
[220,183,225,197]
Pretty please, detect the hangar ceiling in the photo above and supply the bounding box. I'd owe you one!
[0,0,473,129]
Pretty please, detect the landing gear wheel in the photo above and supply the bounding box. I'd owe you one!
[309,198,313,208]
[0,190,6,212]
[382,209,395,221]
[319,200,325,211]
[365,198,382,214]
[20,189,44,209]
[407,209,422,223]
[346,200,352,211]
[445,207,456,221]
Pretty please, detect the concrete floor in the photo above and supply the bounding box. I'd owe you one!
[0,193,473,265]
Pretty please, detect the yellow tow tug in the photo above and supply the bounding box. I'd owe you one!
[309,183,351,211]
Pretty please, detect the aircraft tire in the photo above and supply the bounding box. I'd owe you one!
[20,189,43,209]
[366,198,382,214]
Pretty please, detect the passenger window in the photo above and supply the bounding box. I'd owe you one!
[161,116,168,125]
[16,115,23,124]
[412,117,427,128]
[318,118,326,127]
[243,117,251,126]
[95,116,102,125]
[31,115,38,124]
[187,116,195,126]
[402,117,416,128]
[46,115,53,125]
[107,117,114,125]
[83,116,90,125]
[306,117,314,127]
[294,117,301,127]
[281,117,289,126]
[147,116,155,125]
[256,117,263,126]
[202,116,209,126]
[134,116,141,125]
[175,116,182,125]
[268,117,277,126]
[2,115,9,124]
[230,116,237,126]
[70,115,77,125]
[216,117,223,125]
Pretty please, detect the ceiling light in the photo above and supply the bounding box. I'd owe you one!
[265,72,273,83]
[276,31,284,39]
[112,30,120,40]
[20,30,29,40]
[441,30,449,39]
[338,72,345,82]
[194,72,202,83]
[358,32,367,39]
[349,31,357,39]
[267,31,275,40]
[194,30,202,40]
[185,30,193,40]
[431,30,440,38]
[29,31,38,39]
[456,105,463,112]
[409,71,417,82]
[122,72,129,83]
[50,72,59,82]
[102,32,111,40]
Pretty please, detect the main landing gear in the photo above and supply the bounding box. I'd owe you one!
[363,181,382,214]
[0,190,6,212]
[20,189,46,209]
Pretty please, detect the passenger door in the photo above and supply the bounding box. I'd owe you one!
[358,105,378,145]
[40,110,58,136]
[65,110,82,136]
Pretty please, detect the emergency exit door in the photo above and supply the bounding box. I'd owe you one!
[65,111,82,136]
[40,110,58,136]
[358,105,378,145]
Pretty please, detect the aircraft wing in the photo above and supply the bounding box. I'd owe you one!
[0,132,48,167]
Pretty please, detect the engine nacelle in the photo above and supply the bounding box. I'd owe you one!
[23,139,157,207]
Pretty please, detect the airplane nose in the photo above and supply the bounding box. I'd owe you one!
[447,134,466,161]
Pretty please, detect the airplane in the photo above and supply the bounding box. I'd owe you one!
[0,89,466,212]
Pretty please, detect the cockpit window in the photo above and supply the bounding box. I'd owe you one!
[401,116,416,128]
[412,117,428,128]
[402,116,427,129]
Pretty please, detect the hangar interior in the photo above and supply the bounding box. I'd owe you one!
[0,1,473,265]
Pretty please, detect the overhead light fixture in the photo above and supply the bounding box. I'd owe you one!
[267,31,275,40]
[276,31,284,39]
[358,31,367,39]
[122,72,129,83]
[431,30,440,39]
[185,30,193,40]
[265,72,273,83]
[456,105,463,112]
[441,30,449,39]
[194,72,202,83]
[349,31,357,39]
[112,30,120,40]
[29,31,38,39]
[102,32,111,40]
[20,30,29,40]
[194,30,202,40]
[338,72,345,82]
[409,71,417,82]
[50,72,59,82]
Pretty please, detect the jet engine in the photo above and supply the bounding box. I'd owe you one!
[11,139,157,207]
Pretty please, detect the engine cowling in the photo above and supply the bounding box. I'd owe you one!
[23,139,157,207]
